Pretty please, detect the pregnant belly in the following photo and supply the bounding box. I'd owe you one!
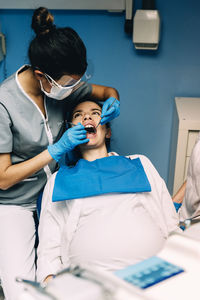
[68,205,165,272]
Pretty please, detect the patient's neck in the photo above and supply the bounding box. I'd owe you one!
[81,145,109,162]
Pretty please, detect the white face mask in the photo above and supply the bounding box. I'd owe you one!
[40,81,74,100]
[40,74,82,101]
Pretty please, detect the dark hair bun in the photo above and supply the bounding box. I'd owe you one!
[31,7,55,36]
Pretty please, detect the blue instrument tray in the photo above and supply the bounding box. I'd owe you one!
[114,256,184,289]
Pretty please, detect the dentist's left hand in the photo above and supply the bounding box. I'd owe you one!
[100,97,120,125]
[48,123,89,162]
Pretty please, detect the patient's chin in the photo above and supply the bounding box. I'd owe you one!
[80,141,98,150]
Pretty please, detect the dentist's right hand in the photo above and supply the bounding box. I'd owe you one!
[48,123,89,162]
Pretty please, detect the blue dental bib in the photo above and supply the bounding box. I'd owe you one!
[52,156,151,202]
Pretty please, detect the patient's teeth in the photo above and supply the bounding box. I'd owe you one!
[85,124,96,133]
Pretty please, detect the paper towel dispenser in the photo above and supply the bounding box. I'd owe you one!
[133,9,160,50]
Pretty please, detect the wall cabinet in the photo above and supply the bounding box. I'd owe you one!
[168,97,200,195]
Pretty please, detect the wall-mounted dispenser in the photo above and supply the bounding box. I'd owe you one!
[133,0,161,50]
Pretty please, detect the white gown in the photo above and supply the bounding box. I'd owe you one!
[37,153,179,282]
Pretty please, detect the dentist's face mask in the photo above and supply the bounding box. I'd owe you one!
[40,73,82,100]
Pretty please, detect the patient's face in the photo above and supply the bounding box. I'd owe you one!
[71,101,110,149]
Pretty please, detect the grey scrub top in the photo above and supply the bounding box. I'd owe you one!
[0,66,92,207]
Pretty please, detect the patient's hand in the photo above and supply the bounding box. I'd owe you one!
[172,181,186,204]
[43,274,54,284]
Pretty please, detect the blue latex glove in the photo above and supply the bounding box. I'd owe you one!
[48,123,89,162]
[100,97,120,125]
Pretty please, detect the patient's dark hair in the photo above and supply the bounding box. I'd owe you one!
[66,99,111,164]
[28,7,87,79]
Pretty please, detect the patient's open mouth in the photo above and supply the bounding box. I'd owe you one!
[85,124,96,134]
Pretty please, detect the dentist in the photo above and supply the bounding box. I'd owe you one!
[0,6,119,300]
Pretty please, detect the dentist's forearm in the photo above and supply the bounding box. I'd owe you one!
[91,84,119,101]
[0,150,53,190]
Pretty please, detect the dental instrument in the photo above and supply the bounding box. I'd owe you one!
[17,264,148,300]
[16,277,57,300]
[179,214,200,230]
[66,122,76,127]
